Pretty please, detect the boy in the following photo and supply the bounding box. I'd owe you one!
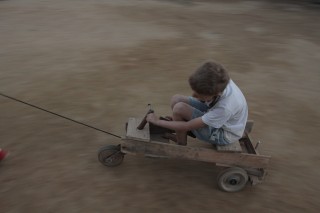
[146,61,248,145]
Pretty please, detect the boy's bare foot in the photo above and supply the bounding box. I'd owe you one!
[163,132,177,142]
[163,133,187,146]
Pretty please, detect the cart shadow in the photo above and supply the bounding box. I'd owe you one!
[123,155,222,190]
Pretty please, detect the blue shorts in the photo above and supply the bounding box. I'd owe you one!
[188,97,230,145]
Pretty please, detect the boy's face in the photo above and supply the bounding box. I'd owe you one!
[192,91,214,102]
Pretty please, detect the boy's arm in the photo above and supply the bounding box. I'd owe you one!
[147,113,206,132]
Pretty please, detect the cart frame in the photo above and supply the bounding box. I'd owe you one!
[98,117,271,192]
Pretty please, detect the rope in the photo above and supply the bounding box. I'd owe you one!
[0,92,122,139]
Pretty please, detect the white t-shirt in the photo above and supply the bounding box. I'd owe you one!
[202,80,248,143]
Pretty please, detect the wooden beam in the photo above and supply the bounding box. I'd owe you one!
[245,120,254,134]
[121,139,270,169]
[216,141,242,153]
[216,120,254,153]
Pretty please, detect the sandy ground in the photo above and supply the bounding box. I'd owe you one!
[1,0,320,212]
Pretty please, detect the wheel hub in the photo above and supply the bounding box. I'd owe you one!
[217,167,249,192]
[227,176,241,185]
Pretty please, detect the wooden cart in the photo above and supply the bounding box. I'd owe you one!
[98,117,271,192]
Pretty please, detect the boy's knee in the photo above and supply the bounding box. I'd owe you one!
[171,94,188,109]
[172,102,189,116]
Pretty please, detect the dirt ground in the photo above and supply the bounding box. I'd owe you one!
[1,0,320,212]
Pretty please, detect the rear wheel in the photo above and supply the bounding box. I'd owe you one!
[98,145,124,167]
[217,167,248,192]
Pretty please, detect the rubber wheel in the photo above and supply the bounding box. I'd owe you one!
[98,145,124,167]
[217,167,248,192]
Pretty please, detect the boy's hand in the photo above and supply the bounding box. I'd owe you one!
[146,113,159,124]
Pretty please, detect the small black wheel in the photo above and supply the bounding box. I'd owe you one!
[217,167,248,192]
[98,144,124,167]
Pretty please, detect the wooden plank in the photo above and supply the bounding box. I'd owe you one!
[126,117,150,142]
[245,120,254,134]
[215,164,265,177]
[241,133,257,154]
[121,139,271,169]
[216,141,242,153]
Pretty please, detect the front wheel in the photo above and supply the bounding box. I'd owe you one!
[217,167,248,192]
[98,144,124,167]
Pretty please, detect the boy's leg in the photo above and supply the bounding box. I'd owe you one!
[170,94,212,144]
[172,102,194,145]
[169,94,209,145]
[170,94,190,110]
[171,94,209,112]
[169,95,228,145]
